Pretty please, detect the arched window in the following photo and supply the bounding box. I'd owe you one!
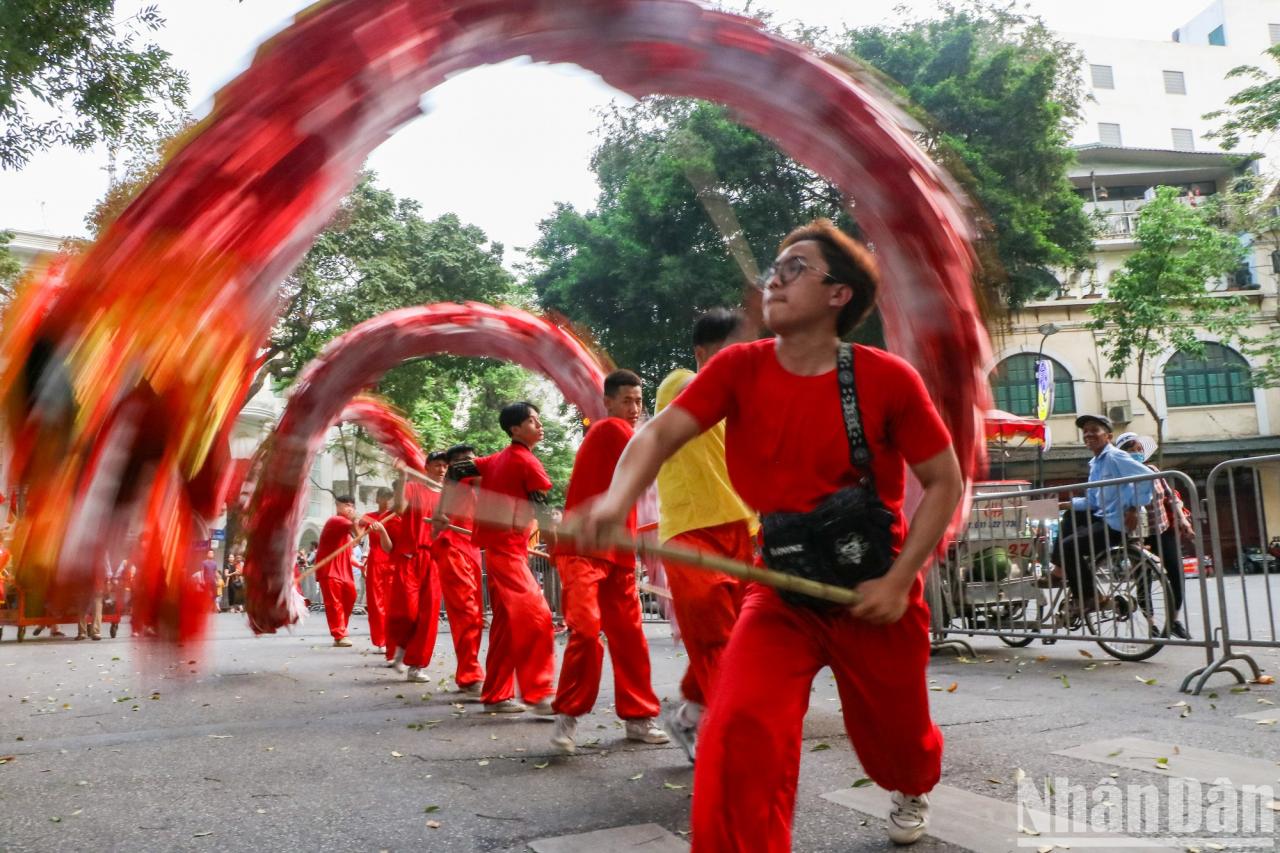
[1164,343,1252,407]
[990,354,1076,417]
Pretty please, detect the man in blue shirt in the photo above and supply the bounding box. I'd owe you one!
[1053,414,1153,611]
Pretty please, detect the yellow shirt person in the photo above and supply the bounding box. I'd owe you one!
[655,368,756,543]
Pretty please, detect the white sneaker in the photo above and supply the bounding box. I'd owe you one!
[333,637,352,647]
[526,699,556,716]
[624,718,670,744]
[661,705,697,763]
[551,714,577,753]
[887,791,930,845]
[406,667,430,683]
[458,682,483,697]
[387,649,407,674]
[484,699,528,714]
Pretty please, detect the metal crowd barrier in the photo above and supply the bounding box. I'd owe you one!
[929,469,1219,693]
[1181,454,1280,694]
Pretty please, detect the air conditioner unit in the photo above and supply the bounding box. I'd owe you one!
[1105,401,1133,424]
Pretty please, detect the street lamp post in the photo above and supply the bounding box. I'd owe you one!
[1035,323,1060,488]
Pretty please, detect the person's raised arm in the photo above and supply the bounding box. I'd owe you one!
[576,405,702,550]
[850,446,963,625]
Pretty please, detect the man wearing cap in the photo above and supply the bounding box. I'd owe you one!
[1050,414,1154,613]
[1115,431,1194,638]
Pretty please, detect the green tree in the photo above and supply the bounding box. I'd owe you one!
[0,2,189,170]
[1088,186,1251,456]
[0,231,22,302]
[526,3,1094,384]
[1204,44,1280,151]
[528,98,848,385]
[839,2,1094,305]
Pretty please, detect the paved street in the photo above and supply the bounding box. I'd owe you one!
[1,611,1278,852]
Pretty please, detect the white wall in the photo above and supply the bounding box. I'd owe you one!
[1061,1,1280,166]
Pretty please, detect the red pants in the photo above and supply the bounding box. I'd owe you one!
[691,582,942,853]
[432,538,485,688]
[402,569,441,669]
[318,575,357,641]
[364,558,390,649]
[664,521,751,707]
[479,548,555,705]
[385,554,423,661]
[552,556,660,719]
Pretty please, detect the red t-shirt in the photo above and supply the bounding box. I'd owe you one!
[315,515,355,583]
[560,417,637,565]
[437,482,482,564]
[362,509,395,569]
[672,339,951,549]
[473,442,553,553]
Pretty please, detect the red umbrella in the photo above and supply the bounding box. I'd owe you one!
[984,410,1050,450]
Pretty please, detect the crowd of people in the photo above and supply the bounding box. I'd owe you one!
[2,219,960,850]
[305,218,961,850]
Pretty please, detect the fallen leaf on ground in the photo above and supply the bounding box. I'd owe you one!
[390,751,403,758]
[629,773,644,781]
[946,682,958,693]
[533,761,549,770]
[810,743,831,752]
[663,782,686,790]
[478,760,489,767]
[1255,719,1277,726]
[424,806,440,813]
[1079,650,1093,659]
[1255,675,1276,685]
[985,778,1002,785]
[1135,676,1157,686]
[851,778,873,788]
[1231,686,1251,694]
[193,831,212,837]
[1060,675,1070,688]
[426,820,441,829]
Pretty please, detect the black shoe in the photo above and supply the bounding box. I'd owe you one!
[1169,620,1190,640]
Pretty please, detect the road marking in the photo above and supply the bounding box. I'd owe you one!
[1055,737,1280,788]
[527,823,686,853]
[823,783,1181,852]
[1235,709,1280,723]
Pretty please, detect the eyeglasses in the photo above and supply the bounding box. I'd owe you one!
[756,255,837,289]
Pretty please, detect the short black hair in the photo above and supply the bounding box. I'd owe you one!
[499,401,539,436]
[427,450,448,464]
[375,487,394,501]
[778,218,879,337]
[603,369,642,398]
[692,308,744,348]
[335,495,354,505]
[445,443,476,462]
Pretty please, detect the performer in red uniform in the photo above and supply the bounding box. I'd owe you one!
[453,401,556,715]
[399,451,448,683]
[653,308,757,762]
[550,370,667,752]
[361,487,396,653]
[385,453,446,681]
[430,443,486,696]
[317,496,389,647]
[577,220,963,850]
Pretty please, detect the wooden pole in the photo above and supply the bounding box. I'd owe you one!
[399,462,858,606]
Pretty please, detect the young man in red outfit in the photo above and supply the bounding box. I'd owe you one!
[430,443,487,696]
[549,370,668,753]
[578,219,963,849]
[654,308,756,762]
[385,452,447,682]
[445,402,557,715]
[361,487,396,653]
[317,496,389,647]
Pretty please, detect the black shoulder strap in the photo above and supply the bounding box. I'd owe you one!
[836,342,873,477]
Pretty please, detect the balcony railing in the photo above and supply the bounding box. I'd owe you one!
[1084,196,1203,240]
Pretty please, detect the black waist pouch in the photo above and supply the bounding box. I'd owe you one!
[760,487,897,612]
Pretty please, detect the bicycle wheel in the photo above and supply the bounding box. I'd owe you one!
[1088,547,1172,662]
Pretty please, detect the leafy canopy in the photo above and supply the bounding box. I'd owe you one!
[1204,44,1280,151]
[0,2,189,170]
[527,3,1094,384]
[838,2,1093,305]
